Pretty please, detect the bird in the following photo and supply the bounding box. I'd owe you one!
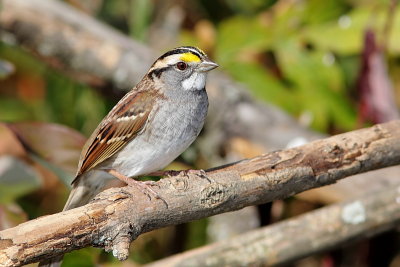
[39,46,218,267]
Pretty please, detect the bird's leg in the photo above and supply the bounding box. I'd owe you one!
[106,169,168,207]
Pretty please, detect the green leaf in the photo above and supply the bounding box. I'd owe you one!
[216,16,272,65]
[276,39,356,131]
[304,6,400,55]
[129,0,153,41]
[301,0,350,25]
[224,61,297,113]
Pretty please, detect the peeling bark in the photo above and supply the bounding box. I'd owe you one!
[1,121,400,266]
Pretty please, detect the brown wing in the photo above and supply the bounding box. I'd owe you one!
[75,90,157,177]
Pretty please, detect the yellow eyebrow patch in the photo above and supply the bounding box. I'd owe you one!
[180,52,201,63]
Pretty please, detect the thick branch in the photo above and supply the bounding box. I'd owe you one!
[146,181,400,267]
[0,0,152,91]
[1,121,400,266]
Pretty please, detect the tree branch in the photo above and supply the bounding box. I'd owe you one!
[0,0,152,91]
[2,1,400,265]
[146,180,400,267]
[1,121,400,266]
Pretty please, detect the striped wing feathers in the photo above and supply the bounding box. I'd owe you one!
[76,91,155,176]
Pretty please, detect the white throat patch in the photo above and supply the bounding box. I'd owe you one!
[182,72,206,91]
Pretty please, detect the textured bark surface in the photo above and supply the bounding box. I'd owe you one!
[146,184,400,267]
[2,1,400,266]
[1,121,400,266]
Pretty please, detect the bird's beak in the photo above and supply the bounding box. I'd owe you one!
[198,59,219,72]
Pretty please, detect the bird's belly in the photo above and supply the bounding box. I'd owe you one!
[104,97,207,177]
[112,134,195,177]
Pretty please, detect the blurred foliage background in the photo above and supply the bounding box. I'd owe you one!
[1,0,400,266]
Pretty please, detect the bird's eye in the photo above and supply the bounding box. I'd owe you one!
[176,62,187,71]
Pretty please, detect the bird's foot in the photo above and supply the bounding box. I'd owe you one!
[106,169,168,208]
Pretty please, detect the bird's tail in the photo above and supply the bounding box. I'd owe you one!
[63,170,106,211]
[38,170,120,267]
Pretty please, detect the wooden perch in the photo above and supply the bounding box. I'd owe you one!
[1,121,400,266]
[2,1,400,265]
[146,179,400,267]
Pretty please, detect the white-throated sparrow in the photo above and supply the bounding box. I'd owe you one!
[39,46,217,266]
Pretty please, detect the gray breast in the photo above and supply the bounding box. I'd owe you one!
[149,89,208,143]
[106,89,209,177]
